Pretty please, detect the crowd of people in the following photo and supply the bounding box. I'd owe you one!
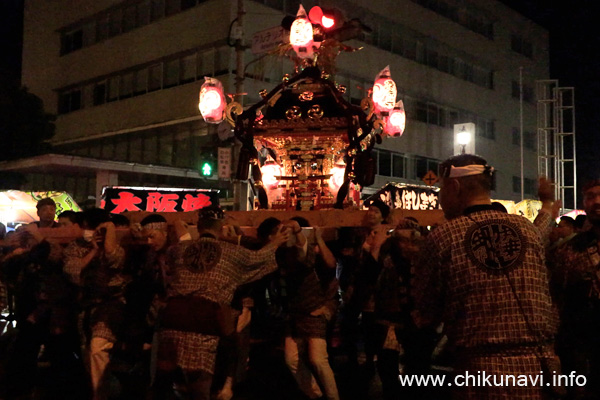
[1,153,600,400]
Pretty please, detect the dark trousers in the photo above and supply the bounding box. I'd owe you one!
[153,368,213,400]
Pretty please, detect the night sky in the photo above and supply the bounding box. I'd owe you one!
[1,1,598,191]
[0,0,23,85]
[500,1,600,190]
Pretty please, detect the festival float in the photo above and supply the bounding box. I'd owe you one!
[199,5,406,215]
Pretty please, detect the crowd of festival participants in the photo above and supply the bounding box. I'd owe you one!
[1,153,600,400]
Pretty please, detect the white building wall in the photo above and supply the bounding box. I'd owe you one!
[21,0,550,202]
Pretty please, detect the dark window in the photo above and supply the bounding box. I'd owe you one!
[137,0,151,26]
[96,15,109,41]
[123,5,137,32]
[148,64,162,91]
[71,30,83,51]
[463,63,474,82]
[512,176,520,193]
[404,39,417,60]
[412,0,493,39]
[439,109,447,127]
[264,0,285,12]
[427,104,438,125]
[61,29,83,55]
[511,35,521,52]
[392,154,404,178]
[58,90,82,114]
[416,158,428,179]
[120,73,133,99]
[486,120,495,140]
[524,131,536,150]
[107,77,119,102]
[70,90,81,111]
[511,34,533,58]
[415,101,427,123]
[512,127,520,145]
[511,80,520,98]
[447,111,458,127]
[165,0,181,16]
[182,0,197,10]
[438,54,449,73]
[379,22,393,51]
[134,69,148,95]
[164,59,180,88]
[522,41,533,58]
[523,85,534,103]
[378,151,392,176]
[108,9,122,37]
[513,81,535,103]
[446,57,456,75]
[525,178,536,195]
[427,49,439,69]
[93,83,106,105]
[151,0,165,21]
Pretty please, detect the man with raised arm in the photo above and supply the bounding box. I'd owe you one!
[412,154,559,399]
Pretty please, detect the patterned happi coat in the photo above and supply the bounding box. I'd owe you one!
[550,228,600,397]
[63,239,127,342]
[159,235,278,373]
[414,205,558,399]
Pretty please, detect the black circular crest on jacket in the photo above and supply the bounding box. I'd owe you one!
[184,240,222,273]
[464,218,527,273]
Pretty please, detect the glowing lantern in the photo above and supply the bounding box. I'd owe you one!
[372,65,397,114]
[385,100,406,137]
[261,162,282,188]
[199,77,226,124]
[290,5,314,59]
[328,161,346,193]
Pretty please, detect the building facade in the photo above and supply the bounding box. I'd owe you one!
[13,0,548,208]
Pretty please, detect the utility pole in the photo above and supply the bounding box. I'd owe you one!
[519,66,524,201]
[232,0,248,210]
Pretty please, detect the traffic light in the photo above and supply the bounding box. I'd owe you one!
[308,6,343,31]
[306,6,370,42]
[201,161,214,177]
[321,8,343,31]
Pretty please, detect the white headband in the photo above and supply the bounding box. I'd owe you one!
[142,222,168,232]
[447,164,494,178]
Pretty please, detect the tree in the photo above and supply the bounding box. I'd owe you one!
[0,79,56,161]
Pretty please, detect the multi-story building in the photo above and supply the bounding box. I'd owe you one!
[8,0,548,209]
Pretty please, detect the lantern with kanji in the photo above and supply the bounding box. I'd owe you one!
[198,77,226,124]
[372,65,397,114]
[290,5,314,59]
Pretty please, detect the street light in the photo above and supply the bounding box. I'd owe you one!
[456,127,471,154]
[453,122,475,155]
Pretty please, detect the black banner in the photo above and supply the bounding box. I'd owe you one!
[364,183,439,210]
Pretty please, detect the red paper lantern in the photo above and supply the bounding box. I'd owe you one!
[198,77,226,124]
[385,101,406,137]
